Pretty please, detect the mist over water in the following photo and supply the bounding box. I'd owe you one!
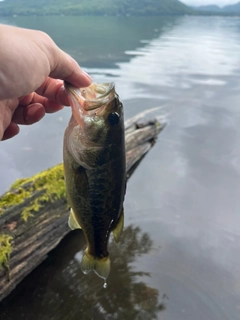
[1,15,240,319]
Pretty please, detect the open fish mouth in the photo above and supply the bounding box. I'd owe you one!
[64,81,115,111]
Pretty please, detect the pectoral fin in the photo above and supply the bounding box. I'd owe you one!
[68,208,82,230]
[112,208,124,243]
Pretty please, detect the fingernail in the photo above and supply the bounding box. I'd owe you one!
[61,86,70,106]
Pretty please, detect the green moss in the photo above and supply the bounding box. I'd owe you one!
[10,178,29,189]
[21,199,42,222]
[0,163,66,221]
[0,234,13,279]
[0,188,33,208]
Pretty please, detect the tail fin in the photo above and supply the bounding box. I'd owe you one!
[80,249,111,280]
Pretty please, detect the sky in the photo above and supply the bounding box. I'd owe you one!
[181,0,239,7]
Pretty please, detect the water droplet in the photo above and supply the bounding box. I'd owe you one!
[103,282,107,289]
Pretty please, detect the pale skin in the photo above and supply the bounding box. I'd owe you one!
[0,24,92,141]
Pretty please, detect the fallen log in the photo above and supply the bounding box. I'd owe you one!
[0,112,165,302]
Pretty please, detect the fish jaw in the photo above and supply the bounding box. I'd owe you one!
[64,82,86,128]
[64,82,117,124]
[80,82,115,110]
[64,81,115,113]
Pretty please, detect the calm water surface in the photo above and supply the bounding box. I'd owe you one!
[1,15,240,320]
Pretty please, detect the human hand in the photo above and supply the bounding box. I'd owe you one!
[0,24,92,141]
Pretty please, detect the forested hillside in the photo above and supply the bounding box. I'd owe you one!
[0,0,193,16]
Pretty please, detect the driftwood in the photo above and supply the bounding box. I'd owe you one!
[0,111,165,302]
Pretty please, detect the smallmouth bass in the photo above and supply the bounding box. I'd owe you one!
[63,82,126,281]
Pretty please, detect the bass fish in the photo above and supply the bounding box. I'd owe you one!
[63,81,126,282]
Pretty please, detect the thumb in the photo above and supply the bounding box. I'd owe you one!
[48,48,92,88]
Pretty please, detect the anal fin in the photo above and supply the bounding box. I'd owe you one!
[68,208,82,230]
[112,208,124,243]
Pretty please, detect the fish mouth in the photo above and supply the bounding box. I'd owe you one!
[64,81,115,112]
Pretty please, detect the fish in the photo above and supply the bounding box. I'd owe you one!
[63,81,126,282]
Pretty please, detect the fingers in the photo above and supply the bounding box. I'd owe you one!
[13,95,64,125]
[12,103,45,125]
[36,78,69,106]
[2,122,19,141]
[1,96,61,140]
[18,92,64,119]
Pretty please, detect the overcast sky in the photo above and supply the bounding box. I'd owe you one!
[181,0,239,7]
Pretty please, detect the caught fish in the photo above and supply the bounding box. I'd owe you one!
[63,81,126,282]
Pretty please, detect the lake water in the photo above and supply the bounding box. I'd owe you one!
[1,15,240,320]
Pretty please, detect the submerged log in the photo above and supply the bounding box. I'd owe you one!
[0,112,165,302]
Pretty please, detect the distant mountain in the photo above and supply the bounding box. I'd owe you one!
[196,5,221,12]
[224,2,240,12]
[197,2,240,13]
[0,0,193,16]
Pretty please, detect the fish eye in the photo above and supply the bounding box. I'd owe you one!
[108,112,120,126]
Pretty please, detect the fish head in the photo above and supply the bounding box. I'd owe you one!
[64,82,124,166]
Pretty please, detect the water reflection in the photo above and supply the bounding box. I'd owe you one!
[6,16,180,69]
[87,16,240,101]
[0,226,167,320]
[1,209,240,319]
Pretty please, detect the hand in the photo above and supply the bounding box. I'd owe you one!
[0,24,92,140]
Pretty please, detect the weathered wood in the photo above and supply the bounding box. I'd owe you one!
[0,113,165,302]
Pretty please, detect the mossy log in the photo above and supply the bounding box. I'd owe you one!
[0,112,165,302]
